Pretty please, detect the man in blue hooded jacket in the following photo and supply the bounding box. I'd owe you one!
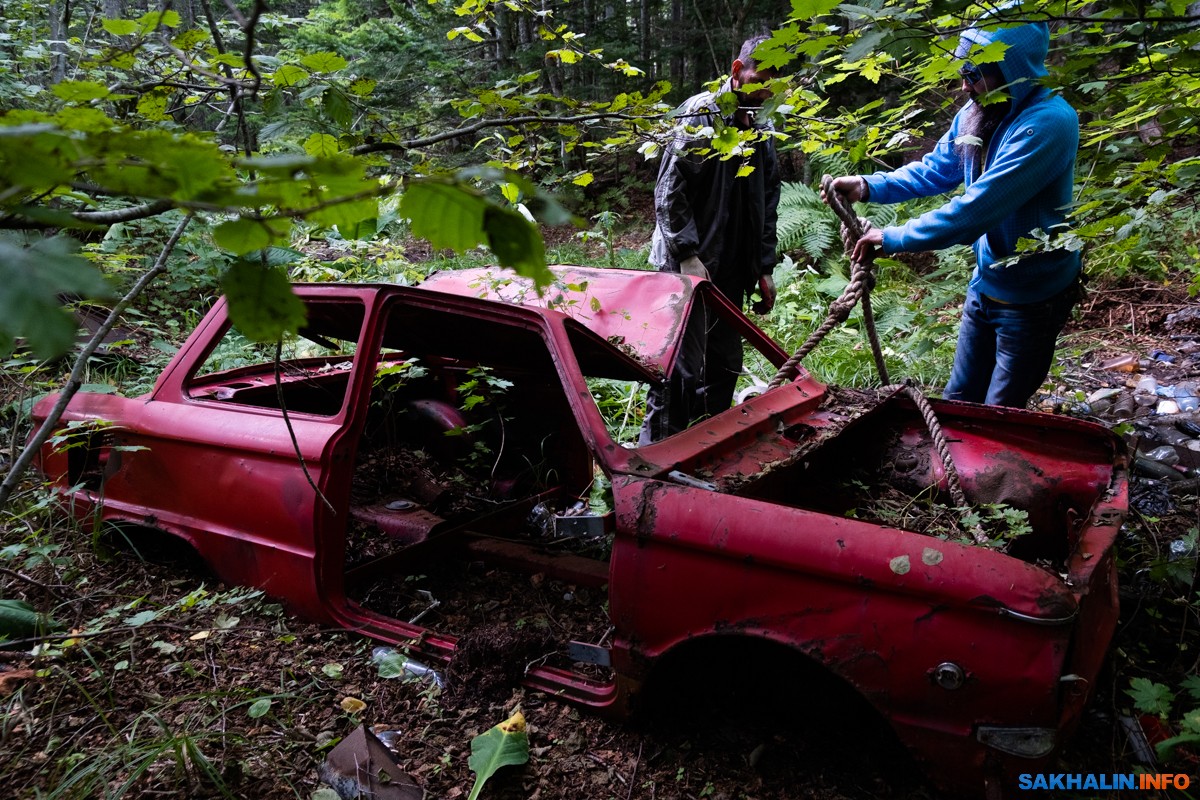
[825,18,1081,408]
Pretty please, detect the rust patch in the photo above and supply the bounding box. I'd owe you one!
[1035,586,1076,616]
[633,481,662,546]
[972,449,1057,508]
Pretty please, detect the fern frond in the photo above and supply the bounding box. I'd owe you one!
[776,181,839,262]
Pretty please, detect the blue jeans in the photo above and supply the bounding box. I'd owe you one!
[943,282,1078,408]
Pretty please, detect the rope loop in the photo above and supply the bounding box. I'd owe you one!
[762,176,985,545]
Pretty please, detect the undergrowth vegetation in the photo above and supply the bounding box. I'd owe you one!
[3,158,1200,794]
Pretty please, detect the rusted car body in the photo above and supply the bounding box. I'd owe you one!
[33,266,1127,796]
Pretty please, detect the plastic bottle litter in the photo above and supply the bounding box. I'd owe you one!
[1151,350,1177,364]
[1133,456,1184,481]
[1176,381,1199,412]
[1111,395,1137,419]
[1100,354,1138,372]
[1087,387,1123,404]
[1133,376,1159,408]
[1170,539,1196,561]
[1144,445,1181,466]
[371,647,445,689]
[1157,399,1181,415]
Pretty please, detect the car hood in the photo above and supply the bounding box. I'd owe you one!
[419,266,700,377]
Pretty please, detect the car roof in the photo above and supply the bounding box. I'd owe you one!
[418,266,697,376]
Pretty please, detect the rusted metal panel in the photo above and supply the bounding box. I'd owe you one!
[421,266,697,375]
[30,272,1128,797]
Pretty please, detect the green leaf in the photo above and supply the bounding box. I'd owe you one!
[338,216,378,240]
[449,27,486,43]
[322,663,344,679]
[375,651,407,679]
[260,246,306,268]
[213,218,276,255]
[209,52,246,69]
[237,153,316,174]
[0,237,113,359]
[221,261,308,343]
[1128,677,1175,718]
[300,51,349,73]
[0,599,40,639]
[272,65,310,87]
[790,0,841,19]
[303,133,339,157]
[137,9,181,32]
[247,697,273,719]
[101,19,139,36]
[400,179,488,253]
[572,172,594,187]
[467,711,529,800]
[172,28,208,50]
[322,89,353,127]
[1181,674,1200,703]
[347,78,376,97]
[484,205,549,284]
[844,28,886,64]
[310,198,379,235]
[123,609,159,627]
[712,125,740,155]
[136,89,171,121]
[51,81,111,102]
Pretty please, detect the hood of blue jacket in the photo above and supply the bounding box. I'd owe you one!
[954,18,1049,109]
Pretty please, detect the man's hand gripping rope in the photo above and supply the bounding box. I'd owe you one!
[766,174,888,390]
[769,175,984,540]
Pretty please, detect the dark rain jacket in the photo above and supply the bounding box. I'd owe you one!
[649,80,780,296]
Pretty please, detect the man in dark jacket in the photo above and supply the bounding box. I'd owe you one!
[826,17,1080,408]
[640,34,781,444]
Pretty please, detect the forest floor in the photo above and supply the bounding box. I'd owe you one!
[2,271,1199,800]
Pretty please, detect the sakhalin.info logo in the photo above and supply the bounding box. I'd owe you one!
[1018,774,1191,790]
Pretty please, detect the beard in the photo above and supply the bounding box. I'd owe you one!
[957,96,1011,174]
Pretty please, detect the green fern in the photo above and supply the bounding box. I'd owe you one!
[776,181,840,267]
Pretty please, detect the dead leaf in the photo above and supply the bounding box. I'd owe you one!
[0,669,36,696]
[340,696,367,714]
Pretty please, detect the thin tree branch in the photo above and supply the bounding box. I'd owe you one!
[350,111,661,154]
[0,566,66,600]
[0,199,176,230]
[0,215,194,513]
[273,342,336,516]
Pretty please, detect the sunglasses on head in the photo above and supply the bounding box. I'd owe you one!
[959,61,984,85]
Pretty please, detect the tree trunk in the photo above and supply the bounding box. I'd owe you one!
[495,3,510,68]
[47,0,70,83]
[670,0,683,91]
[639,0,652,74]
[174,0,197,30]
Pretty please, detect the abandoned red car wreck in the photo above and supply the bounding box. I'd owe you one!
[33,266,1128,796]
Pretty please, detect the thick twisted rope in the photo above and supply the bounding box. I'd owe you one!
[767,175,889,390]
[765,176,985,545]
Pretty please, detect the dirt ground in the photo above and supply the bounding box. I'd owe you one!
[2,274,1199,800]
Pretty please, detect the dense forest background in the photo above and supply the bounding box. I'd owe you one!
[1,1,1200,798]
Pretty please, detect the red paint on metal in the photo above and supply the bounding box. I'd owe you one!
[421,266,696,375]
[30,270,1127,797]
